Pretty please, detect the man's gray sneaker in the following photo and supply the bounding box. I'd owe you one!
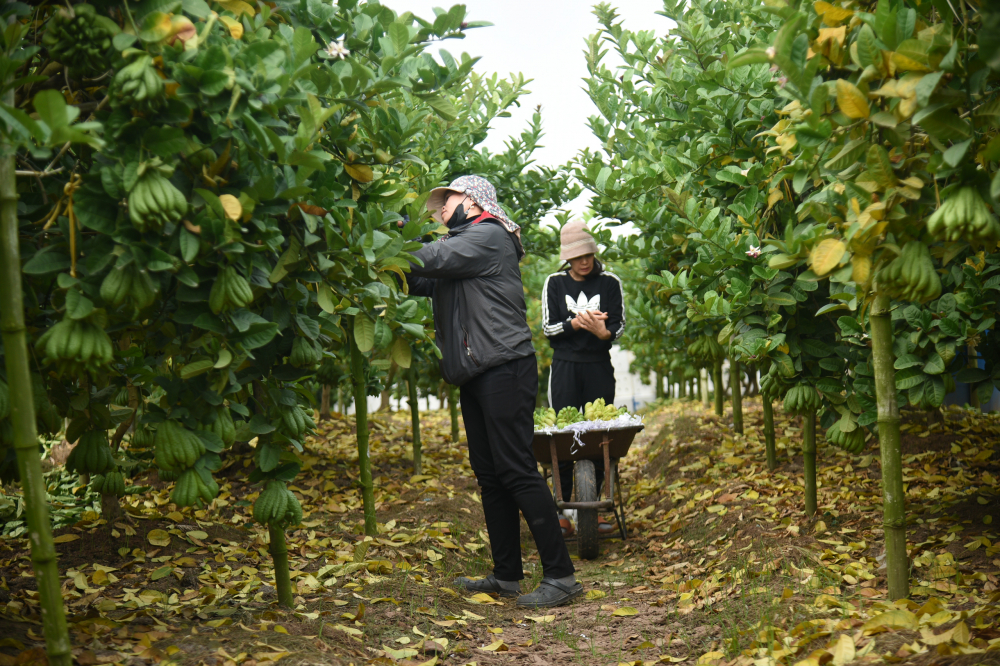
[454,574,521,598]
[516,577,584,607]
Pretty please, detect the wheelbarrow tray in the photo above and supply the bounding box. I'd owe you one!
[532,423,644,466]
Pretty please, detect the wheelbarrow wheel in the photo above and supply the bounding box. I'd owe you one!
[575,460,600,560]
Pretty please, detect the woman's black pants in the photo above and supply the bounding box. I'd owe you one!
[460,354,575,581]
[549,358,616,502]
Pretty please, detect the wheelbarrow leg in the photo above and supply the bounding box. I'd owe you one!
[612,460,627,541]
[549,439,562,504]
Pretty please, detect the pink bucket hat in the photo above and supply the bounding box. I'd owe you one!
[559,220,599,261]
[426,175,520,234]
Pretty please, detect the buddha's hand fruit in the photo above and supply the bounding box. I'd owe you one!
[154,420,206,472]
[66,430,115,475]
[128,159,187,233]
[253,480,303,527]
[209,265,254,314]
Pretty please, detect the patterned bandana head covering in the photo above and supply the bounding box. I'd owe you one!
[426,175,519,234]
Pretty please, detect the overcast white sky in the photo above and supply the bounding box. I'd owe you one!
[399,0,672,223]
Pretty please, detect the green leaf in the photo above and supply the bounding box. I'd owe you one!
[238,323,279,349]
[65,290,95,320]
[766,292,796,306]
[893,353,923,369]
[258,439,282,472]
[179,228,199,263]
[391,337,412,369]
[956,367,988,383]
[925,376,945,407]
[33,89,78,131]
[22,247,71,275]
[922,352,946,375]
[423,94,458,121]
[354,315,375,352]
[295,313,320,340]
[389,22,409,55]
[180,359,215,379]
[894,367,925,390]
[866,145,896,188]
[728,48,771,69]
[942,139,972,167]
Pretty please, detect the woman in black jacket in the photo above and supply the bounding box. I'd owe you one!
[542,220,625,536]
[404,175,582,608]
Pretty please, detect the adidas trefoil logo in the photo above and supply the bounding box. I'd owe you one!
[566,292,600,315]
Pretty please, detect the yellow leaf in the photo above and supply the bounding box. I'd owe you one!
[525,615,555,623]
[479,640,507,652]
[219,194,242,221]
[852,255,871,284]
[186,530,208,540]
[147,529,171,547]
[218,15,244,39]
[383,646,418,660]
[585,589,606,600]
[817,26,847,47]
[53,534,80,543]
[810,239,847,276]
[767,189,783,210]
[862,609,918,633]
[344,163,374,183]
[814,1,854,26]
[215,0,255,16]
[836,79,870,119]
[612,607,639,617]
[466,593,502,605]
[697,651,725,665]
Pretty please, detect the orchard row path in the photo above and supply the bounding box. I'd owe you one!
[1,398,999,666]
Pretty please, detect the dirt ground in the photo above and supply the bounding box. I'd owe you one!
[1,397,999,666]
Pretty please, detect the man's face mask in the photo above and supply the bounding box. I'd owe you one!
[448,196,472,228]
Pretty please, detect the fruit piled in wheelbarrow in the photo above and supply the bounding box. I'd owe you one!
[533,399,632,430]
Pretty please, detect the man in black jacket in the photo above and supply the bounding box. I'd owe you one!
[405,175,582,608]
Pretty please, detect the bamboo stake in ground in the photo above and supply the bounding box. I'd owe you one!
[320,385,331,420]
[871,294,908,600]
[700,368,710,408]
[730,359,743,434]
[350,324,377,536]
[802,410,817,515]
[267,522,294,607]
[713,360,724,417]
[407,369,422,475]
[762,399,776,471]
[0,109,73,666]
[449,384,460,443]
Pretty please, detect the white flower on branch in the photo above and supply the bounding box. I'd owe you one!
[326,40,350,59]
[746,246,762,258]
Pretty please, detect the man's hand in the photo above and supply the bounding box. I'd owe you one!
[571,310,612,340]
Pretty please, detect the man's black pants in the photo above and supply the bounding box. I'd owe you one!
[461,354,574,581]
[549,358,616,502]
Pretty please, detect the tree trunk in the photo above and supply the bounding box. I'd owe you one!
[654,372,662,400]
[700,368,710,409]
[408,369,422,475]
[871,293,908,600]
[968,343,980,412]
[350,326,377,536]
[713,360,724,417]
[0,95,73,666]
[449,384,460,443]
[763,398,776,472]
[730,359,743,434]
[378,361,397,412]
[803,410,816,515]
[267,523,294,607]
[320,385,331,420]
[679,375,686,399]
